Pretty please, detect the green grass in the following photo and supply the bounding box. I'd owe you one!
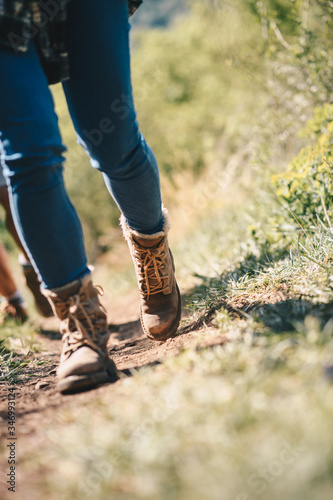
[0,321,49,384]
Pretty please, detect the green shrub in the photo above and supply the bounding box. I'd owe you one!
[272,104,333,228]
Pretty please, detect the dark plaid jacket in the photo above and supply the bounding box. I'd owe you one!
[0,0,142,84]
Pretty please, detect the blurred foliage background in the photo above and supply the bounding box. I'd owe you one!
[1,0,333,261]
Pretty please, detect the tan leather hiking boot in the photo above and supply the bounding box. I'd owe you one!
[121,207,181,341]
[43,274,118,394]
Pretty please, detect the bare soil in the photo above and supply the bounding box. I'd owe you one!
[0,290,223,448]
[1,286,293,449]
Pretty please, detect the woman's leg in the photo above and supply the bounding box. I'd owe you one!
[0,39,117,391]
[62,0,163,234]
[62,0,181,341]
[0,41,89,289]
[0,37,118,391]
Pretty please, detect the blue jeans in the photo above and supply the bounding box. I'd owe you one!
[0,0,163,289]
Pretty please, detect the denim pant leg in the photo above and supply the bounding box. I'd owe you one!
[62,0,163,234]
[0,42,89,289]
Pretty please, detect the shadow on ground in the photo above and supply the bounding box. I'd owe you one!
[181,244,333,335]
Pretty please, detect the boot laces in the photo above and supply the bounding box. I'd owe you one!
[135,244,169,299]
[55,289,107,357]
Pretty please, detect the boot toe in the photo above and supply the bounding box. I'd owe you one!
[141,286,182,341]
[57,346,118,394]
[142,311,176,339]
[57,346,111,378]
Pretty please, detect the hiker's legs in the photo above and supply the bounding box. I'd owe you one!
[0,176,17,296]
[63,0,163,234]
[0,183,54,317]
[0,242,17,299]
[0,242,28,322]
[0,42,89,289]
[0,19,118,392]
[0,167,22,299]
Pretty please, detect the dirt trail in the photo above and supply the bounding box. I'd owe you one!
[0,289,224,448]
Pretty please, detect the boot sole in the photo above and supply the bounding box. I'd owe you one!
[142,283,182,342]
[57,360,119,395]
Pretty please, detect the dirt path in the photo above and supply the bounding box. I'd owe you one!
[0,289,224,455]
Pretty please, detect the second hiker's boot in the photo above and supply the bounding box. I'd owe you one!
[43,274,118,394]
[121,207,181,341]
[20,259,53,317]
[0,295,28,324]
